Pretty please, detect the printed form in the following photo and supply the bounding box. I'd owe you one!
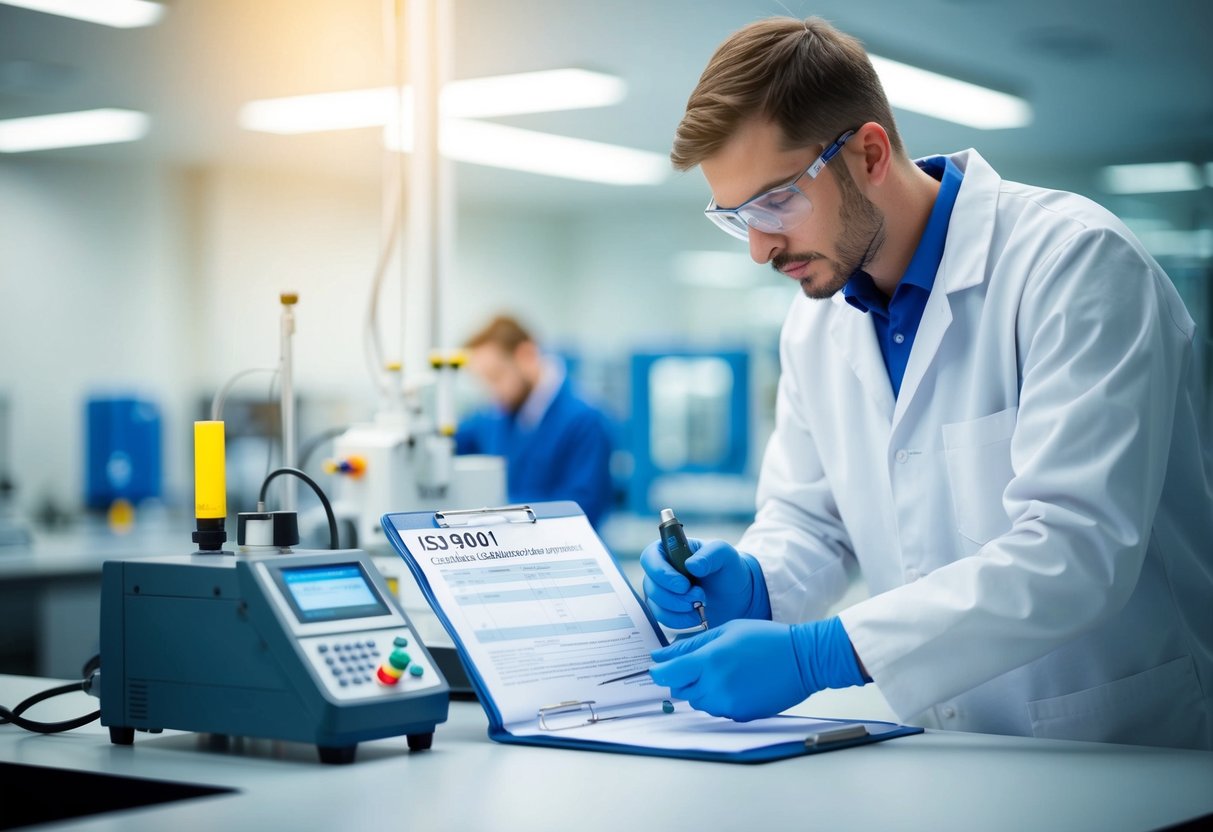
[393,515,664,727]
[392,513,855,753]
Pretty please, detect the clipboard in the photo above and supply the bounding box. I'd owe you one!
[381,501,922,763]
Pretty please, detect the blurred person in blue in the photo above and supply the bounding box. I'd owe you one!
[640,16,1213,749]
[455,314,614,528]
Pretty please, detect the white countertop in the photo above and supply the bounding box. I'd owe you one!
[0,521,187,580]
[3,674,1211,832]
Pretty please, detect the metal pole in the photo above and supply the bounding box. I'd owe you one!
[405,0,442,384]
[279,292,298,510]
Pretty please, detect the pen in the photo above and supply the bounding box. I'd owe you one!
[659,508,708,630]
[597,667,653,686]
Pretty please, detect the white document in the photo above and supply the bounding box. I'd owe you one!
[393,512,872,753]
[394,515,666,727]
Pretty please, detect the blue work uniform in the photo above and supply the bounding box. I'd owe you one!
[842,155,964,396]
[455,377,614,528]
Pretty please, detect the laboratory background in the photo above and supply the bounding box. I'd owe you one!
[1,0,1211,677]
[2,0,1213,827]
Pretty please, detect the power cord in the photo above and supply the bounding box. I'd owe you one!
[259,467,340,550]
[0,654,101,734]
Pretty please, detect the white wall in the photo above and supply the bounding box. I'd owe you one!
[191,165,584,393]
[0,157,194,514]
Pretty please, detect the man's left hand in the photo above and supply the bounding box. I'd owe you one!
[648,616,867,722]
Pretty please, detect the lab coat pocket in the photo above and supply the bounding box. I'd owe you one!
[1027,655,1207,748]
[942,406,1017,548]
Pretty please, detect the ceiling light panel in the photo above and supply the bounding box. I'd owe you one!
[1100,162,1204,194]
[869,55,1032,130]
[442,69,626,118]
[239,88,400,135]
[385,119,668,185]
[673,251,765,288]
[0,108,150,153]
[239,69,626,135]
[1,0,164,28]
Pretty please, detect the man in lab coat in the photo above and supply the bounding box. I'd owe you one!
[456,314,615,529]
[642,16,1213,749]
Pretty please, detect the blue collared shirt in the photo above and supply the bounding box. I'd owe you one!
[841,156,963,397]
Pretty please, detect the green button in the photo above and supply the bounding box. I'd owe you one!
[408,664,424,677]
[393,636,409,648]
[389,650,411,670]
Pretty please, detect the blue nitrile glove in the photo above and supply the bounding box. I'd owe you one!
[648,616,867,722]
[641,538,771,630]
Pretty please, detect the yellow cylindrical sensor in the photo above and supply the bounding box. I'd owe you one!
[194,421,227,519]
[193,421,229,552]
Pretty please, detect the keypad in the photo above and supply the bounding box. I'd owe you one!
[314,633,424,692]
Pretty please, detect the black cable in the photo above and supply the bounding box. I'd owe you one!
[263,371,280,485]
[1,680,100,734]
[259,466,340,549]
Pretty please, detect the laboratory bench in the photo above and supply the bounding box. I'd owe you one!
[0,522,188,679]
[2,674,1211,832]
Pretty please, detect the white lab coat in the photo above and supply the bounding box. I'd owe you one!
[738,148,1213,749]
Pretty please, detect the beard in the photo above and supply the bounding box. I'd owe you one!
[772,162,886,300]
[505,379,534,415]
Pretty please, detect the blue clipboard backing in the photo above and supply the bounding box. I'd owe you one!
[487,720,922,764]
[381,501,924,763]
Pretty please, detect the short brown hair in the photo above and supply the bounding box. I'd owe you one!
[464,314,534,353]
[671,16,903,170]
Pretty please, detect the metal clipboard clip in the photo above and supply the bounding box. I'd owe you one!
[434,505,538,528]
[537,700,603,731]
[804,723,869,748]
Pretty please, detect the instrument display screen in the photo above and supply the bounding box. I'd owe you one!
[275,563,389,623]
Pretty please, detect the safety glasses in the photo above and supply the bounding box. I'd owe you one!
[704,130,855,241]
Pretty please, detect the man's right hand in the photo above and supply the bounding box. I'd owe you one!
[640,538,766,629]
